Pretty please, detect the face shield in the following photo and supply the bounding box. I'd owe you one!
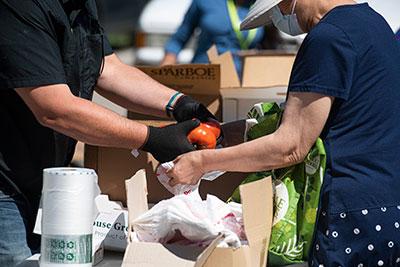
[241,0,303,36]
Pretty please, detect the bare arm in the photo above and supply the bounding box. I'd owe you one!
[168,92,333,185]
[96,53,177,117]
[15,84,148,149]
[160,53,178,66]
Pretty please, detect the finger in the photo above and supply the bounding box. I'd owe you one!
[165,166,174,176]
[168,177,179,187]
[180,119,200,134]
[172,156,181,164]
[197,104,217,121]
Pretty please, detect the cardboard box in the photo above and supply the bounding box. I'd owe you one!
[84,121,248,205]
[129,47,295,122]
[122,169,273,267]
[220,87,287,122]
[209,47,293,122]
[93,195,129,252]
[129,64,222,120]
[207,46,295,89]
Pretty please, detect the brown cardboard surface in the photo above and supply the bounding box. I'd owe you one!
[122,242,214,267]
[203,246,251,267]
[125,169,148,224]
[241,55,296,87]
[85,144,171,205]
[122,237,223,267]
[207,46,241,88]
[85,145,247,205]
[138,64,220,96]
[240,178,273,246]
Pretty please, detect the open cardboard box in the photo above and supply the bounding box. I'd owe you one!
[122,169,273,267]
[129,46,294,121]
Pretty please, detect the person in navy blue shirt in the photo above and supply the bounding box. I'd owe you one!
[165,0,400,265]
[161,0,264,74]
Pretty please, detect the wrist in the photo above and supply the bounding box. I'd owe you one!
[140,126,154,151]
[166,92,185,118]
[199,150,212,173]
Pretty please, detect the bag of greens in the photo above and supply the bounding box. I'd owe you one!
[229,102,326,266]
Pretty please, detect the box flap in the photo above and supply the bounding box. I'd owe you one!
[239,176,273,246]
[122,242,199,267]
[241,55,295,88]
[125,169,149,225]
[207,46,241,89]
[122,235,222,267]
[194,234,223,267]
[138,64,221,95]
[95,194,124,213]
[203,246,251,267]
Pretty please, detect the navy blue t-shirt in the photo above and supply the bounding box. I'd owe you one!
[289,3,400,214]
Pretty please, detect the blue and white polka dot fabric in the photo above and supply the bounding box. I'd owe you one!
[310,205,400,266]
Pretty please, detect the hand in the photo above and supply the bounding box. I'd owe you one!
[173,95,217,122]
[167,150,206,187]
[141,119,200,162]
[160,53,177,66]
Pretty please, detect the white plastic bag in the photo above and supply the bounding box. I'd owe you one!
[156,162,225,195]
[132,192,245,248]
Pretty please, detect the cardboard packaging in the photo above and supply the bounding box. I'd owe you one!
[85,138,247,205]
[93,195,129,252]
[208,47,293,122]
[130,64,222,121]
[122,169,273,267]
[129,47,294,122]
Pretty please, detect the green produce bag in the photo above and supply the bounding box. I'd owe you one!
[229,102,326,266]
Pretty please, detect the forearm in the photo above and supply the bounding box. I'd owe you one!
[43,98,147,149]
[160,53,177,66]
[96,54,177,117]
[16,84,147,148]
[41,95,148,149]
[200,93,333,173]
[201,130,300,173]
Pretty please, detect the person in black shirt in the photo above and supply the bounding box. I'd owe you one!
[0,1,215,265]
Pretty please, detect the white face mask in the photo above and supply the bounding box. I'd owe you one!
[271,0,304,36]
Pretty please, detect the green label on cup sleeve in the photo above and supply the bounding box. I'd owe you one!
[41,234,92,264]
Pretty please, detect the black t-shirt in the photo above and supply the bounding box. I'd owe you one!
[0,0,113,201]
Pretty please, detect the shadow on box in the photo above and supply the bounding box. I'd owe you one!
[85,145,247,205]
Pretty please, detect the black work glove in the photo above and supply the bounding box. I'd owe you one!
[141,119,200,163]
[172,95,217,122]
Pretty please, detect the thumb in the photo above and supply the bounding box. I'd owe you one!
[180,119,200,134]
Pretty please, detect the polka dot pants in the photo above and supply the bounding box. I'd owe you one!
[310,205,400,266]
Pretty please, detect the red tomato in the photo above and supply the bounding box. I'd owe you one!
[187,123,217,149]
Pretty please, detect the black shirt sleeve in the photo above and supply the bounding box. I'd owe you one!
[0,1,67,89]
[103,35,113,56]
